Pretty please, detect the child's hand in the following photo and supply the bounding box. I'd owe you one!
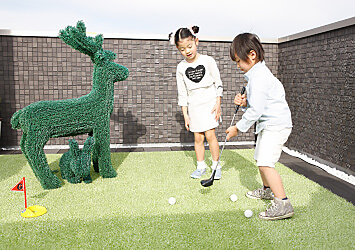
[212,103,221,121]
[212,97,222,121]
[226,126,238,140]
[184,115,190,131]
[234,93,247,107]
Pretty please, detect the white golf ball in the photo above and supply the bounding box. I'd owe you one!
[168,197,176,205]
[230,194,238,202]
[244,209,253,218]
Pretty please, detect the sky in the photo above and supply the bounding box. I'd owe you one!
[0,0,354,39]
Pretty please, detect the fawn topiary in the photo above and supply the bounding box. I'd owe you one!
[11,21,129,189]
[59,136,95,184]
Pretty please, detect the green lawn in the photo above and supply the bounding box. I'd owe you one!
[1,149,354,249]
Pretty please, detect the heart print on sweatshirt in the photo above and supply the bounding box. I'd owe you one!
[185,65,206,83]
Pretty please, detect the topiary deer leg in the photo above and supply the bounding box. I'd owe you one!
[94,123,117,178]
[20,132,32,170]
[92,129,99,173]
[24,131,62,189]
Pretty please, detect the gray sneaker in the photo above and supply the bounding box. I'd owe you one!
[190,168,206,179]
[259,197,294,220]
[246,187,274,200]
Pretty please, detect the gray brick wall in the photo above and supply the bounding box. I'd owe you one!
[1,37,279,147]
[1,27,352,173]
[279,25,354,173]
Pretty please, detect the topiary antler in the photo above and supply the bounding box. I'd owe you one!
[59,20,103,58]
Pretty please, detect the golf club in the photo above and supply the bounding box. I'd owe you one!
[200,86,246,187]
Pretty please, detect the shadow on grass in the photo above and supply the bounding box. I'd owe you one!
[1,210,275,249]
[180,147,261,192]
[222,150,260,191]
[30,191,50,199]
[4,203,353,249]
[110,152,130,174]
[0,154,28,182]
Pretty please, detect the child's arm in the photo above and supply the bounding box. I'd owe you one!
[181,106,190,131]
[236,79,268,133]
[212,96,222,121]
[176,68,188,107]
[209,57,223,97]
[208,57,223,121]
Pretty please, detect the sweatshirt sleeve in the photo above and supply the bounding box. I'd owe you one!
[176,68,188,106]
[236,77,268,132]
[208,57,223,97]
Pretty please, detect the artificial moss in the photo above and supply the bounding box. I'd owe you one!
[10,21,129,189]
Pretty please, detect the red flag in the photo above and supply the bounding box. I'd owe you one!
[11,177,27,208]
[11,178,25,192]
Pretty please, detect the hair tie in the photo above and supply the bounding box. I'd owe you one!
[169,31,176,45]
[187,25,195,36]
[169,26,197,45]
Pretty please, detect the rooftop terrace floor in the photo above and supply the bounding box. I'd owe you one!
[1,145,354,205]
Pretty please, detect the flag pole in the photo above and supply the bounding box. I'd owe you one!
[23,177,27,208]
[11,177,47,217]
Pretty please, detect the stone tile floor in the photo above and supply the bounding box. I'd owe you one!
[1,145,354,205]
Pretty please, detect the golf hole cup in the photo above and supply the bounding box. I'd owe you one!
[244,209,253,218]
[168,197,176,205]
[230,194,238,202]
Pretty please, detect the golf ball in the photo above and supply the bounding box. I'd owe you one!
[168,197,176,205]
[230,194,238,202]
[244,209,253,218]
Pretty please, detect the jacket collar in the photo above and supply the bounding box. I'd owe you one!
[244,61,265,81]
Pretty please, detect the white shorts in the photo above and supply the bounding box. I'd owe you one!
[254,126,292,168]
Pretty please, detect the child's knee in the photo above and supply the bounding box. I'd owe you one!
[205,131,217,143]
[194,133,205,143]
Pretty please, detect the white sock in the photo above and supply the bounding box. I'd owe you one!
[197,161,206,169]
[211,160,221,170]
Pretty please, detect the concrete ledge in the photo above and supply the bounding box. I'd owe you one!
[0,28,278,44]
[1,141,255,151]
[278,16,355,43]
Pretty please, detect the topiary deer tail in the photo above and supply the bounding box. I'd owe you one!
[11,109,22,129]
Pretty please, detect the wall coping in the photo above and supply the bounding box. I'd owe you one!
[278,16,355,43]
[0,29,277,43]
[0,17,353,43]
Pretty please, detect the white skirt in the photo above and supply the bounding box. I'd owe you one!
[188,85,220,132]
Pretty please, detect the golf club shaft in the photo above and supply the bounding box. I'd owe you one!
[210,109,239,178]
[210,86,246,178]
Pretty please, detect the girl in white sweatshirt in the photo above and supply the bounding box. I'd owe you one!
[169,26,223,179]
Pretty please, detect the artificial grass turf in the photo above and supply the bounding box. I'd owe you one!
[1,149,354,249]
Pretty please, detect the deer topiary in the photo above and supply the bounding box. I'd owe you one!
[11,21,129,189]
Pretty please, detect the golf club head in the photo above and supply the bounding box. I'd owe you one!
[200,178,214,187]
[200,169,216,187]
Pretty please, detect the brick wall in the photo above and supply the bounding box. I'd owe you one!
[279,25,354,173]
[1,24,353,173]
[0,36,279,147]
